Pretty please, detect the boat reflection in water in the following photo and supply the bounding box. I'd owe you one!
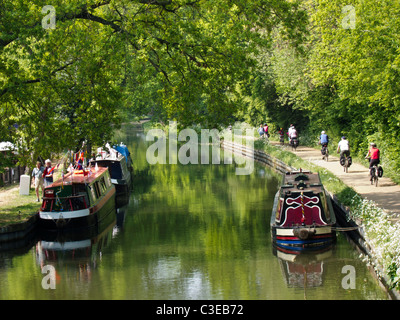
[36,214,116,281]
[273,244,333,291]
[35,192,130,284]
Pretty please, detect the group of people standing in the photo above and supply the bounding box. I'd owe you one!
[258,123,270,139]
[31,159,54,202]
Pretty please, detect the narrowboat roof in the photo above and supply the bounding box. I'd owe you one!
[280,171,324,194]
[47,167,109,188]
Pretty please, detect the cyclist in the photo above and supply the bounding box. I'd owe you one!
[337,136,350,158]
[365,142,380,180]
[289,125,298,144]
[319,131,329,158]
[288,124,295,142]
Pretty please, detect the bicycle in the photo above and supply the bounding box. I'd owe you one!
[370,164,379,187]
[321,143,329,161]
[290,138,299,151]
[340,154,352,173]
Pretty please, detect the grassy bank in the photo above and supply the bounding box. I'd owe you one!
[0,170,63,227]
[0,185,39,227]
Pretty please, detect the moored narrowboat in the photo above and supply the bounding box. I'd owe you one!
[89,143,132,194]
[39,167,116,230]
[271,170,336,251]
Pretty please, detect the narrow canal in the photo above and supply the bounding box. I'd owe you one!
[0,126,389,299]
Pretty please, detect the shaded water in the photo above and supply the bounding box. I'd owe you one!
[0,126,389,299]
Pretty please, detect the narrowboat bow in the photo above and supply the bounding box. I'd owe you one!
[271,170,336,251]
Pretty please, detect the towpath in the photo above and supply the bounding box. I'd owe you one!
[274,141,400,219]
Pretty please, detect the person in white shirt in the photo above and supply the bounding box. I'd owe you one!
[288,124,297,141]
[337,136,350,158]
[31,161,44,202]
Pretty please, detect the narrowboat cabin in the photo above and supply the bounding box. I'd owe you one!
[39,167,116,230]
[89,143,132,194]
[271,170,336,251]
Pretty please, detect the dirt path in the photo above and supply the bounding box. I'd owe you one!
[278,142,400,217]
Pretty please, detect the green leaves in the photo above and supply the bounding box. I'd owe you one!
[0,0,308,167]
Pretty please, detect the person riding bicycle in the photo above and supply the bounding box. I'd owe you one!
[319,131,329,156]
[288,125,298,145]
[365,143,380,180]
[337,136,350,158]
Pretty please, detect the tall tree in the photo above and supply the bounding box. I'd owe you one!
[0,0,308,166]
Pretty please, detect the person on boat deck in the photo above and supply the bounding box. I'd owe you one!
[31,161,44,202]
[43,159,54,187]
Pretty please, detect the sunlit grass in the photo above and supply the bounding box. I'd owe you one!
[0,186,40,227]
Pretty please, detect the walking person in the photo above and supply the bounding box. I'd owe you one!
[258,124,265,139]
[263,123,269,139]
[31,161,44,202]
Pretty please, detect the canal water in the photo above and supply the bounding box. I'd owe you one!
[0,126,389,299]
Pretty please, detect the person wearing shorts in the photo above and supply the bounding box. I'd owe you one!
[337,136,350,158]
[31,161,44,201]
[365,143,380,180]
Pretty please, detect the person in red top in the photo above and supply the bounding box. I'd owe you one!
[43,159,54,187]
[365,143,380,178]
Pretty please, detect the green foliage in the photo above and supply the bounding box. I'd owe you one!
[0,0,309,166]
[235,0,400,183]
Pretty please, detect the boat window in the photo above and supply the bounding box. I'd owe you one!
[99,177,107,193]
[105,172,112,187]
[89,185,96,201]
[93,182,102,198]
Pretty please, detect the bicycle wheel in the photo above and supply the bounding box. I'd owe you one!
[325,149,329,162]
